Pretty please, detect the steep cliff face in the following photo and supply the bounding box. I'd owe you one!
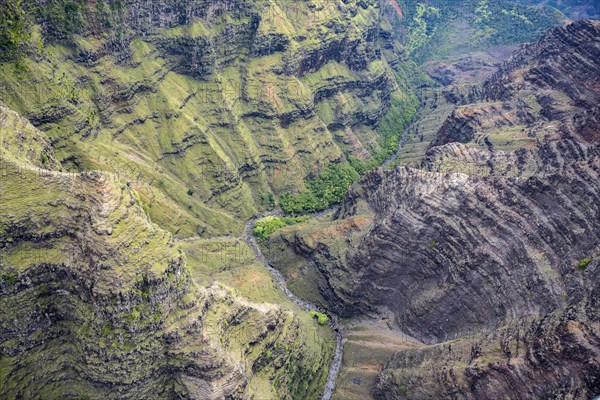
[0,104,334,399]
[0,0,416,237]
[336,139,598,335]
[437,20,600,149]
[262,20,600,398]
[372,294,600,399]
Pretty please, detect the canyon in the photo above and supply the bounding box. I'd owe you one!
[1,1,599,399]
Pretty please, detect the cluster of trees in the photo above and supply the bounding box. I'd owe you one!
[577,257,592,271]
[405,3,441,55]
[0,0,30,60]
[487,3,563,45]
[350,90,420,174]
[279,163,359,215]
[309,310,329,325]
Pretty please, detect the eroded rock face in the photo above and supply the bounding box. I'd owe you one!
[438,20,600,148]
[263,20,600,399]
[478,20,600,103]
[344,139,598,337]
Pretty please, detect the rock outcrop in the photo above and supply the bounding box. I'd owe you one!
[437,20,600,149]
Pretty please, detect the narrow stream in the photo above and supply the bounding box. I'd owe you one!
[381,118,415,168]
[242,214,343,400]
[381,88,437,168]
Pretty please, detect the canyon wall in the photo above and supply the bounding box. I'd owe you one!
[263,19,600,399]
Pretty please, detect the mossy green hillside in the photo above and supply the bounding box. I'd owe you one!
[0,1,433,397]
[0,104,61,169]
[181,237,336,399]
[0,0,411,239]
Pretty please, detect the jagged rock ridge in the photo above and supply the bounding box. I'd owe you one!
[262,20,600,399]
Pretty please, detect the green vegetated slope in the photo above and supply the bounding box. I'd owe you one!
[0,1,380,397]
[0,103,334,399]
[0,1,403,397]
[393,0,565,63]
[0,0,421,236]
[515,0,599,20]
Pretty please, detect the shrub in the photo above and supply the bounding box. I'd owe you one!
[309,310,329,325]
[259,192,276,209]
[100,322,112,336]
[128,308,141,323]
[577,257,592,271]
[280,163,359,214]
[2,273,18,284]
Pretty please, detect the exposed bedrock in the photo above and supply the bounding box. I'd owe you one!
[437,20,600,148]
